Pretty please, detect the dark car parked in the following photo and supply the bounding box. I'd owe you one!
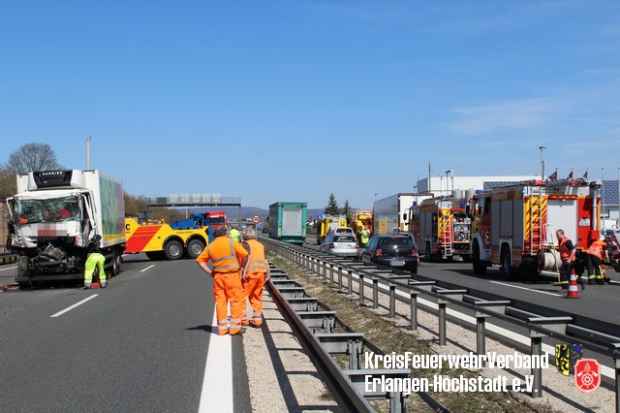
[360,234,419,274]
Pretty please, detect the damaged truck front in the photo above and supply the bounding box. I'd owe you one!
[7,170,126,286]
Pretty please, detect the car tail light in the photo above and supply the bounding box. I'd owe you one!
[375,248,383,256]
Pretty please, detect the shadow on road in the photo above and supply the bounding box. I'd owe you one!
[186,324,219,335]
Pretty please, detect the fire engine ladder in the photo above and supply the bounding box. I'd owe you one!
[439,213,453,259]
[528,194,544,255]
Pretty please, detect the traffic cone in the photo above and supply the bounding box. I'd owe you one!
[566,270,580,298]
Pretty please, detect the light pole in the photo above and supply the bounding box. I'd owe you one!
[85,136,92,169]
[601,168,605,219]
[538,145,546,179]
[445,169,453,195]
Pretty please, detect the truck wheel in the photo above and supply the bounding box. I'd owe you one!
[500,246,513,279]
[472,242,486,275]
[187,238,206,259]
[111,252,121,276]
[164,239,183,260]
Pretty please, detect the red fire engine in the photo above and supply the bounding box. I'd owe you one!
[470,178,601,279]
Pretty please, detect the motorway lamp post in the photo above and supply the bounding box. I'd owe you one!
[538,145,546,180]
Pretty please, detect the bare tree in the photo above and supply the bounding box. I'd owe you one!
[0,166,17,198]
[7,143,62,174]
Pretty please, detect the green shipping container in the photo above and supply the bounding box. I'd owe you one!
[268,202,307,244]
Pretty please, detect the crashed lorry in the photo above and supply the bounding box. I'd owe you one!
[470,178,601,280]
[7,170,125,286]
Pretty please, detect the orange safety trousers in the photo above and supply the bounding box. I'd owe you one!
[213,271,245,335]
[243,273,266,327]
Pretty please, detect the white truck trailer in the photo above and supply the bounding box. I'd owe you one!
[7,170,126,286]
[373,193,433,236]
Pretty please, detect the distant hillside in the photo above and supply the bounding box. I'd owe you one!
[192,206,268,220]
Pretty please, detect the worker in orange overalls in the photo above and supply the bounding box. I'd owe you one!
[196,226,248,335]
[585,236,607,284]
[557,229,576,289]
[241,227,270,327]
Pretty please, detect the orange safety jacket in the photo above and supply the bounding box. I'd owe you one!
[587,240,606,260]
[243,239,269,275]
[197,235,247,273]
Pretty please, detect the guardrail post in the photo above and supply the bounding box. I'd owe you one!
[389,392,404,413]
[389,284,396,318]
[530,334,543,398]
[410,292,418,331]
[476,314,489,357]
[329,263,334,284]
[347,270,353,296]
[438,300,447,346]
[338,267,343,291]
[372,278,379,309]
[321,261,327,280]
[348,339,362,370]
[358,274,365,306]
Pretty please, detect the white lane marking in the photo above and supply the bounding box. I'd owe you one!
[0,265,17,272]
[198,311,233,413]
[345,270,616,379]
[489,281,562,297]
[140,264,156,272]
[50,294,98,318]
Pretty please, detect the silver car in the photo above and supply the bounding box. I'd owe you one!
[320,230,359,257]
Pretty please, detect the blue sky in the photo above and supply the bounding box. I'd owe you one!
[1,1,619,208]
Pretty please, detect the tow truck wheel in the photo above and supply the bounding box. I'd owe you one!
[187,238,206,259]
[164,239,184,260]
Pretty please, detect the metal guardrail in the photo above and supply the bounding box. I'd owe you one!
[268,266,397,412]
[263,236,620,413]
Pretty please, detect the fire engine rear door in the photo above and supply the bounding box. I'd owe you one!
[545,200,577,246]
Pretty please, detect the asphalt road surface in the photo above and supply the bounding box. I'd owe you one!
[0,256,250,413]
[306,240,620,333]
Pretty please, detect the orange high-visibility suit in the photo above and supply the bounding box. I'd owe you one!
[196,235,248,335]
[242,239,269,327]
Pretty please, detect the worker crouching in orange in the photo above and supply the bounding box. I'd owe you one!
[196,226,248,335]
[241,228,270,327]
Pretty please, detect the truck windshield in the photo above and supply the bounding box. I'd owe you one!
[13,196,80,225]
[205,217,226,225]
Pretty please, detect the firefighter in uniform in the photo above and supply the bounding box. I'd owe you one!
[585,237,607,284]
[557,229,576,288]
[241,227,270,327]
[196,226,248,335]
